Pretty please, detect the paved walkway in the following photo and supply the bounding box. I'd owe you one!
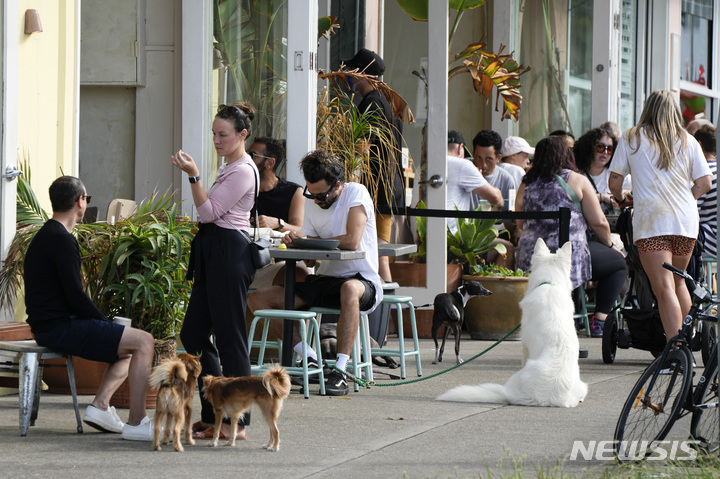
[0,335,675,478]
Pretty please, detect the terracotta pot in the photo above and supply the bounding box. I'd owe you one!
[462,275,528,341]
[42,356,108,395]
[388,262,463,339]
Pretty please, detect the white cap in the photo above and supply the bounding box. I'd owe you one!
[502,136,535,157]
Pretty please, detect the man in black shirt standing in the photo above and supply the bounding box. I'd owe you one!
[23,176,154,441]
[344,48,404,282]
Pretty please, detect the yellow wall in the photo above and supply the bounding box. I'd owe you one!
[17,0,78,213]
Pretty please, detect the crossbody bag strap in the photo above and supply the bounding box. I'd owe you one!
[554,173,583,215]
[222,162,261,242]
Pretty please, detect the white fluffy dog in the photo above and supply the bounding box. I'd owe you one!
[436,238,588,407]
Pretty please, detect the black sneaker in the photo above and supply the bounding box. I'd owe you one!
[324,369,349,396]
[290,359,330,386]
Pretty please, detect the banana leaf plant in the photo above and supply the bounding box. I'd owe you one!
[397,0,529,121]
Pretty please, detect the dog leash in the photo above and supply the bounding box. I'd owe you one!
[332,323,521,388]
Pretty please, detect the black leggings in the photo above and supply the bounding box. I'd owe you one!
[180,224,256,425]
[588,240,627,315]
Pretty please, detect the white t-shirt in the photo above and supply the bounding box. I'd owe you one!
[588,168,632,195]
[302,182,382,313]
[611,132,711,241]
[446,156,487,233]
[472,164,516,210]
[498,162,525,186]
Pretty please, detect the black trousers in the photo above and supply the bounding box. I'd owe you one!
[180,223,255,425]
[588,240,627,315]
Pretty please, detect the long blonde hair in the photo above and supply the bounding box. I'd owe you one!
[626,90,687,170]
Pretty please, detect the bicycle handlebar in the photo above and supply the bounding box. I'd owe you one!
[663,262,690,279]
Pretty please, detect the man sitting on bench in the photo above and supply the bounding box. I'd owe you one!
[23,176,154,441]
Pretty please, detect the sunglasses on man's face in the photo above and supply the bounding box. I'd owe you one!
[303,182,336,201]
[248,151,273,161]
[80,195,92,204]
[595,144,614,154]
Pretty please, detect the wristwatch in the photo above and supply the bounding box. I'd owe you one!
[188,175,200,184]
[274,218,285,231]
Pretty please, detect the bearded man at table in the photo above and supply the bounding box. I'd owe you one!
[248,149,382,396]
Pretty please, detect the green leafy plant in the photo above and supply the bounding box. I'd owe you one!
[409,201,506,272]
[470,264,528,277]
[447,206,506,272]
[0,172,193,340]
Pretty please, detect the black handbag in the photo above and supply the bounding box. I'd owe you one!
[225,164,272,269]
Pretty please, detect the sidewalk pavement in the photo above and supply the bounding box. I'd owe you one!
[0,335,685,479]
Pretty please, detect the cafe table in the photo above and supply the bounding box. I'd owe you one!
[268,243,417,366]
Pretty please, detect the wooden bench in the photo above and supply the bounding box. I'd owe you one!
[0,340,83,436]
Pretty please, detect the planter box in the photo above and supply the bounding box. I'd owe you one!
[388,262,463,339]
[462,274,528,341]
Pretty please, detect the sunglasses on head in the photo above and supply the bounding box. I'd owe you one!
[595,144,614,154]
[217,104,242,117]
[303,182,336,201]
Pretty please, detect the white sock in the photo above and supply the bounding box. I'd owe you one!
[293,342,317,361]
[335,354,349,372]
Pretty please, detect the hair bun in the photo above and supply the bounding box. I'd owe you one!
[235,102,256,121]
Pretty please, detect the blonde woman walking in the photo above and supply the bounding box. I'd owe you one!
[609,90,712,342]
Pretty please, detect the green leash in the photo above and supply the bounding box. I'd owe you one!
[333,323,521,388]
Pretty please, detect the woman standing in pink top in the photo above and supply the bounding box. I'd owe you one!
[171,102,258,441]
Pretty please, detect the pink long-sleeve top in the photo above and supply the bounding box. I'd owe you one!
[196,156,257,230]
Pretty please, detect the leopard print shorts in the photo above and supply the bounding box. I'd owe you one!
[635,235,696,256]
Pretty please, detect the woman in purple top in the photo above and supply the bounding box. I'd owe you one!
[171,102,258,441]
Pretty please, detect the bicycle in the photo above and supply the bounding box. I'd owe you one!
[613,262,719,459]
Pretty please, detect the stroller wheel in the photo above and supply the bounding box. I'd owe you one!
[602,313,618,364]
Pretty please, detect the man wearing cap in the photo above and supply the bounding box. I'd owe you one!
[499,136,535,186]
[343,48,404,282]
[446,130,503,234]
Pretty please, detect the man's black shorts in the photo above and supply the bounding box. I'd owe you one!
[294,273,376,312]
[33,317,124,363]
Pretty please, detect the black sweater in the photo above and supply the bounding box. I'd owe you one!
[24,219,108,333]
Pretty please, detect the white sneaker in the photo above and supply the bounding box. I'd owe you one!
[83,405,124,433]
[121,416,154,441]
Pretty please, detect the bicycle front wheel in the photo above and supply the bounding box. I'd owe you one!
[614,349,693,459]
[691,349,719,452]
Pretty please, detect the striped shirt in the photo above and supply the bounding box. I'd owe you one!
[698,159,717,257]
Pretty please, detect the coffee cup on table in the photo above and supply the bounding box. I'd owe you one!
[113,316,132,328]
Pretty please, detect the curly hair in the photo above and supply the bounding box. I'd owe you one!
[523,136,577,184]
[299,149,346,185]
[573,127,617,173]
[215,102,255,137]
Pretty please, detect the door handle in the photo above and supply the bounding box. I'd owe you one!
[2,166,22,181]
[418,174,443,188]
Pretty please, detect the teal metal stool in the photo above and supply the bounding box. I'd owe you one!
[371,295,422,379]
[309,307,373,392]
[248,309,325,398]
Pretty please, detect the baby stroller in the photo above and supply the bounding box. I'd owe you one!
[601,207,717,365]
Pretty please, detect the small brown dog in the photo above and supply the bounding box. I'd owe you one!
[149,353,202,451]
[202,365,291,451]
